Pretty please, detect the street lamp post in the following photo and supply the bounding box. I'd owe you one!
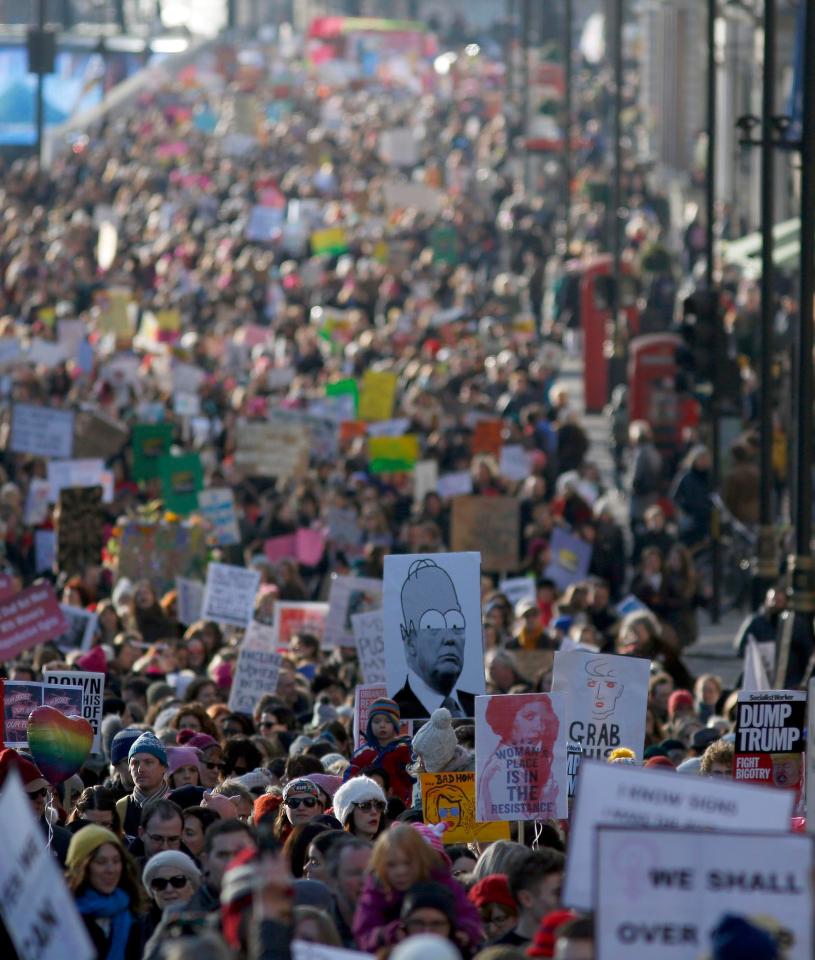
[607,0,626,395]
[563,0,573,254]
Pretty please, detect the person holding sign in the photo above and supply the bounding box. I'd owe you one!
[344,697,414,805]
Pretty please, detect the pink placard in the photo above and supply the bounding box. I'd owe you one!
[296,528,325,566]
[0,584,68,660]
[264,534,297,564]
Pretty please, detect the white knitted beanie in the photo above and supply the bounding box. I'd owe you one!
[411,708,458,773]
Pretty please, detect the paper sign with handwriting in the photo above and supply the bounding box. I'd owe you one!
[201,563,261,628]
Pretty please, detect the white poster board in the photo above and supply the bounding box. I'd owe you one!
[43,670,105,754]
[197,487,241,546]
[293,939,373,960]
[498,576,537,609]
[324,575,382,649]
[383,552,485,720]
[352,610,385,684]
[176,577,205,626]
[475,692,568,821]
[10,404,74,459]
[201,562,261,628]
[552,651,650,761]
[564,760,796,911]
[47,459,113,504]
[0,772,95,960]
[228,647,283,715]
[595,827,814,960]
[52,606,97,654]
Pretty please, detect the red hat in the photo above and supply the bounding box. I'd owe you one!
[0,748,49,792]
[645,756,676,770]
[76,646,107,674]
[667,690,694,717]
[527,909,578,958]
[468,874,517,913]
[253,792,282,824]
[220,847,258,948]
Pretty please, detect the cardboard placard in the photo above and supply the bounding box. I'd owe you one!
[451,496,520,572]
[498,576,537,609]
[384,552,485,720]
[72,409,129,460]
[475,692,568,821]
[544,527,593,590]
[264,529,326,566]
[132,423,174,482]
[0,772,96,960]
[421,771,510,843]
[274,602,330,648]
[499,444,532,481]
[0,585,67,661]
[552,651,650,761]
[351,610,385,684]
[358,370,398,422]
[47,460,112,505]
[564,760,796,911]
[116,521,208,597]
[201,563,261,628]
[437,471,473,499]
[9,404,74,459]
[325,576,383,649]
[471,419,503,458]
[595,827,814,960]
[382,180,443,215]
[353,682,411,747]
[43,671,105,753]
[368,435,419,473]
[197,488,241,546]
[734,690,806,799]
[234,419,310,480]
[52,606,97,655]
[176,578,205,626]
[228,647,283,715]
[158,452,204,516]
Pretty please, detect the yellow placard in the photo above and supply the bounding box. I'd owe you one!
[421,771,510,844]
[358,370,397,422]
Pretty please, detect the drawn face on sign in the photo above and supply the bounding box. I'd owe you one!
[585,659,624,720]
[400,559,465,695]
[426,783,474,831]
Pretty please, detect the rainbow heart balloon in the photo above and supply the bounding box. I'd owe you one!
[27,706,93,785]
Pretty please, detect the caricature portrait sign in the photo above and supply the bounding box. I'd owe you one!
[384,552,485,720]
[421,772,509,843]
[552,651,650,761]
[475,692,568,821]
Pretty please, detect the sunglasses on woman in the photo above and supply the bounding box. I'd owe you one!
[286,797,318,809]
[203,761,224,771]
[150,875,188,891]
[353,800,386,813]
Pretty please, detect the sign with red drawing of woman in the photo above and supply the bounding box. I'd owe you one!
[475,692,568,821]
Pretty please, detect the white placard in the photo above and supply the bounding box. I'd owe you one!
[437,471,473,498]
[352,610,385,684]
[384,552,485,720]
[24,479,52,525]
[499,444,533,481]
[552,651,650,761]
[241,620,277,653]
[27,339,68,369]
[0,772,96,960]
[564,760,796,911]
[293,939,373,960]
[47,459,112,504]
[10,404,74,459]
[324,575,382,649]
[176,577,205,626]
[228,647,283,714]
[413,459,439,504]
[595,827,814,960]
[378,128,419,167]
[197,487,241,546]
[475,692,568,821]
[201,562,261,628]
[43,670,105,753]
[34,530,55,573]
[365,418,411,438]
[498,576,537,608]
[52,606,97,654]
[382,180,443,215]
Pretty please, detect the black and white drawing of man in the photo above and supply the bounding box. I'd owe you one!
[392,558,476,719]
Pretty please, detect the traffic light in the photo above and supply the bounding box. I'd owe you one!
[679,288,741,411]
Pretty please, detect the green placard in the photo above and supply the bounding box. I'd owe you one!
[132,423,174,482]
[326,377,359,416]
[431,224,460,266]
[158,453,203,515]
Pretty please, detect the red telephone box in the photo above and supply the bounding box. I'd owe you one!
[559,255,640,412]
[628,333,684,452]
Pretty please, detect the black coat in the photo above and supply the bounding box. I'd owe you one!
[81,911,145,960]
[393,679,475,720]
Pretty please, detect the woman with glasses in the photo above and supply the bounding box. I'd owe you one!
[65,825,146,960]
[274,778,325,842]
[142,850,201,938]
[332,775,388,841]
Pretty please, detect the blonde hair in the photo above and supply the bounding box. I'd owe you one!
[66,839,147,913]
[369,824,440,892]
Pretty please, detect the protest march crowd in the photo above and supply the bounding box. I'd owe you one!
[0,14,810,960]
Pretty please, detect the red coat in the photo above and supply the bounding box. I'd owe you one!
[345,737,414,805]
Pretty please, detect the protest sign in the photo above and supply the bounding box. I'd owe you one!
[498,576,537,609]
[384,552,485,720]
[311,227,349,256]
[379,128,419,166]
[734,690,806,800]
[437,471,473,498]
[176,577,205,626]
[265,528,326,566]
[24,478,51,525]
[421,771,510,843]
[430,223,460,266]
[595,827,814,960]
[0,573,14,601]
[34,530,55,573]
[159,452,204,515]
[0,772,96,960]
[201,563,261,628]
[354,683,411,746]
[368,435,419,473]
[352,610,385,684]
[544,527,593,590]
[2,681,83,748]
[564,760,795,911]
[325,508,362,553]
[72,408,129,460]
[117,521,208,596]
[451,496,520,572]
[274,602,330,648]
[9,404,74,459]
[132,423,174,481]
[552,651,650,761]
[55,486,104,577]
[268,409,338,463]
[234,419,310,480]
[743,637,774,692]
[44,671,105,753]
[52,606,97,654]
[413,460,439,504]
[382,180,443,215]
[0,585,67,661]
[292,940,373,960]
[197,488,241,546]
[28,339,68,368]
[228,647,283,715]
[246,204,284,242]
[475,692,568,821]
[325,576,383,649]
[471,419,503,458]
[241,620,278,653]
[47,459,111,504]
[499,445,533,481]
[358,370,398,422]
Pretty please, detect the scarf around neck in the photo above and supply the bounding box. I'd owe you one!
[75,887,133,960]
[132,779,169,809]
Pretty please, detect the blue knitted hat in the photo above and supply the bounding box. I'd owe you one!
[127,731,168,767]
[110,728,143,766]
